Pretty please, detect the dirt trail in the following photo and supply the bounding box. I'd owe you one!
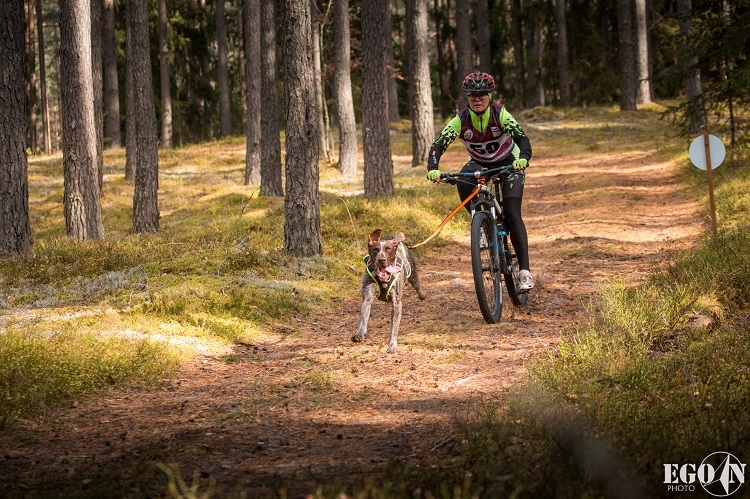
[0,150,704,497]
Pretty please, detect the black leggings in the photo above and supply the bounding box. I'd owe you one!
[456,164,530,271]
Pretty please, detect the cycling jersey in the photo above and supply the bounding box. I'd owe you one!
[428,103,532,170]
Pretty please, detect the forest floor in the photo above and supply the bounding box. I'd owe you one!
[0,117,705,498]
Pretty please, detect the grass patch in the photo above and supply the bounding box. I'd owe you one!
[0,329,179,428]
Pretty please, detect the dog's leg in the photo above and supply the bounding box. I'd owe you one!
[406,252,427,300]
[353,277,377,343]
[386,281,404,353]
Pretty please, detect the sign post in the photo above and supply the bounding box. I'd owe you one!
[688,126,725,237]
[702,125,718,236]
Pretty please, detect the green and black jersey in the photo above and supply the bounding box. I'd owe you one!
[428,103,532,170]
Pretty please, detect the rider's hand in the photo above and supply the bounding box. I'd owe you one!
[427,169,442,182]
[512,158,528,171]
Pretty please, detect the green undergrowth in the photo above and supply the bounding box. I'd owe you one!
[0,132,466,427]
[0,328,179,428]
[299,109,750,497]
[379,162,749,497]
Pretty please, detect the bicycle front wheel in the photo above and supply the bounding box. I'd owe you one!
[471,211,503,323]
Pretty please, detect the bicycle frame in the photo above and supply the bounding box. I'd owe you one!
[438,165,522,322]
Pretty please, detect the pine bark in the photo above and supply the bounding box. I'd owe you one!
[103,0,121,148]
[91,0,103,190]
[36,0,52,154]
[362,0,394,197]
[555,0,571,106]
[406,0,434,166]
[311,2,329,162]
[0,0,32,254]
[676,0,704,133]
[524,0,545,107]
[124,0,136,180]
[332,0,358,176]
[386,0,401,122]
[158,0,173,148]
[216,0,232,137]
[244,0,261,185]
[129,0,160,233]
[59,0,105,240]
[433,0,453,118]
[260,0,283,196]
[282,0,322,257]
[25,1,38,154]
[475,0,492,74]
[510,0,525,107]
[617,0,638,111]
[454,0,472,89]
[634,0,652,104]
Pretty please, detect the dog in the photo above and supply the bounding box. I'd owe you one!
[352,228,427,353]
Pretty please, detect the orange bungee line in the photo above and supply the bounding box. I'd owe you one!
[408,186,480,249]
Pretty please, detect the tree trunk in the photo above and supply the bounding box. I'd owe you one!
[524,0,544,107]
[25,0,38,154]
[129,0,160,233]
[59,0,105,240]
[91,0,104,191]
[102,0,121,148]
[311,1,329,162]
[386,0,401,122]
[260,0,283,197]
[634,0,651,104]
[158,0,173,148]
[406,0,434,167]
[244,0,261,185]
[362,0,394,197]
[454,0,472,91]
[676,0,704,133]
[125,0,136,180]
[555,0,571,106]
[332,0,358,176]
[617,0,637,111]
[0,0,32,254]
[475,0,492,74]
[216,0,232,137]
[510,0,525,107]
[434,0,453,118]
[282,0,321,257]
[237,5,247,122]
[36,0,52,154]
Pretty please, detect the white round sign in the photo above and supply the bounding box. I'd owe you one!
[689,134,725,170]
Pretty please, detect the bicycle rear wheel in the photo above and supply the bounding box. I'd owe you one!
[501,235,528,306]
[471,211,503,323]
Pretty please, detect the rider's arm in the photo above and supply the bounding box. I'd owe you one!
[499,107,532,161]
[427,115,461,171]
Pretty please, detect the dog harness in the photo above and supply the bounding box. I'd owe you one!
[363,242,412,302]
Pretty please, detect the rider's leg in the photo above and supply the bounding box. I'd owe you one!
[502,172,533,290]
[457,161,482,212]
[504,197,534,291]
[502,197,529,270]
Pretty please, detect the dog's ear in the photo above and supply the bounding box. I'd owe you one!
[392,232,405,244]
[369,229,383,243]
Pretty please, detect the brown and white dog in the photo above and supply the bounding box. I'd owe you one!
[352,228,427,353]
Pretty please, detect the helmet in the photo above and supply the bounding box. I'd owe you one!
[462,71,496,93]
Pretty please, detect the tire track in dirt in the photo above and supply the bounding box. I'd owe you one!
[0,148,704,497]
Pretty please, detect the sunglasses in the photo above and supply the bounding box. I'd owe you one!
[467,93,490,100]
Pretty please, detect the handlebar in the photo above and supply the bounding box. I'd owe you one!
[437,164,516,183]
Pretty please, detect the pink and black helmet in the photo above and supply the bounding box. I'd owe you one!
[462,71,496,93]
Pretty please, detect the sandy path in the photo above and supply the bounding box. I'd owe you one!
[0,145,704,498]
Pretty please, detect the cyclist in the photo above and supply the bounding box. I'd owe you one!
[427,71,534,291]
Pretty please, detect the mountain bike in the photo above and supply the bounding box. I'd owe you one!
[439,165,528,323]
